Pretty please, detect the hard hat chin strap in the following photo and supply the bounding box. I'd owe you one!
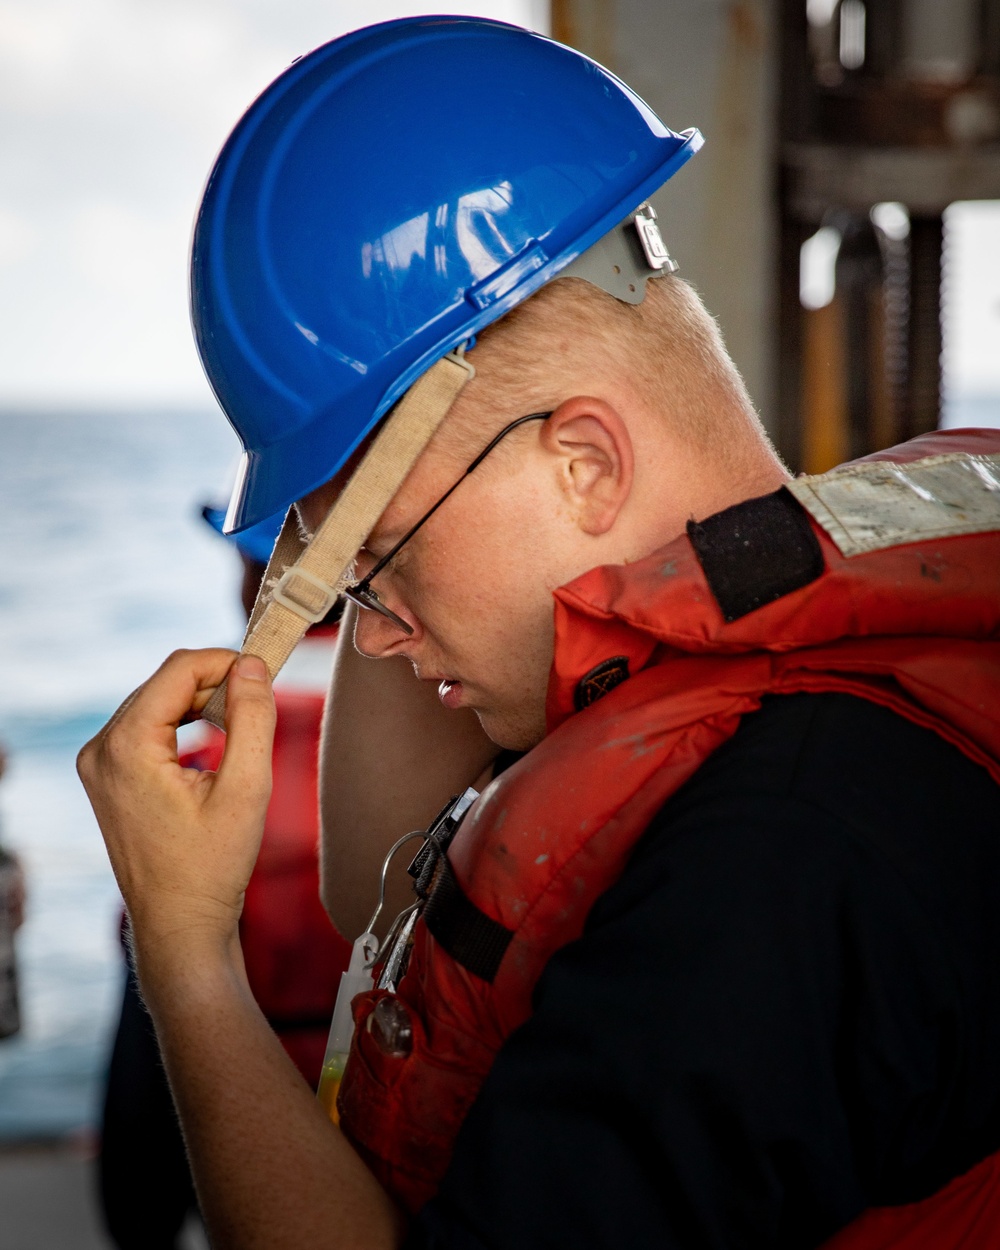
[201,349,476,729]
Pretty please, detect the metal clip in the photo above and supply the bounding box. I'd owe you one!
[634,203,678,273]
[365,830,428,936]
[372,787,481,992]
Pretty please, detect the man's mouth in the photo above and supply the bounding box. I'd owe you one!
[437,678,464,709]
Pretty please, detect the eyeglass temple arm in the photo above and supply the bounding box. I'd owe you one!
[355,412,551,589]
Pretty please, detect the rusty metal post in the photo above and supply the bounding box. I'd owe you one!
[777,204,808,472]
[904,214,944,438]
[550,0,616,67]
[801,296,850,474]
[836,214,888,460]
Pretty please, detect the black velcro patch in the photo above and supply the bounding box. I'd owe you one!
[574,657,630,712]
[687,488,824,623]
[423,857,514,983]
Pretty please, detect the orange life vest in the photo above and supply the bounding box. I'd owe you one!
[338,428,1000,1246]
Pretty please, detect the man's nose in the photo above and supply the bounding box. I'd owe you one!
[352,595,417,658]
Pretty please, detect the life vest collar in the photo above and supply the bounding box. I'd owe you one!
[548,430,1000,733]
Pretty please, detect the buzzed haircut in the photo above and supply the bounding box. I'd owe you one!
[440,275,782,482]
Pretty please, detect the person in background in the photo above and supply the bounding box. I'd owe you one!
[97,507,350,1250]
[0,741,26,1040]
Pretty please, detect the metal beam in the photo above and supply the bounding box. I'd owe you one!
[552,0,780,432]
[785,142,1000,220]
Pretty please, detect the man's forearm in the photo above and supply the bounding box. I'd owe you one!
[320,604,498,939]
[136,933,405,1250]
[76,650,406,1250]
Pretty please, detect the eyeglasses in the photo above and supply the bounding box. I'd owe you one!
[342,411,552,636]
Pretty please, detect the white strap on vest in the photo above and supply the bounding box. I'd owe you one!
[202,350,475,728]
[787,450,1000,558]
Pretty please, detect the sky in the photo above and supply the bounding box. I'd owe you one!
[0,0,547,409]
[0,0,997,409]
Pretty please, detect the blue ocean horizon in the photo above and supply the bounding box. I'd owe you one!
[0,404,243,1141]
[0,394,997,1141]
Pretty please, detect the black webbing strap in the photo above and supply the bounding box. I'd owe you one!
[687,487,825,623]
[422,857,514,983]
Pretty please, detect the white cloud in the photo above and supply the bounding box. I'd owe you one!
[0,205,36,267]
[69,201,182,297]
[0,0,547,406]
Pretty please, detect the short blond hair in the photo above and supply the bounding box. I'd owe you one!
[443,274,778,478]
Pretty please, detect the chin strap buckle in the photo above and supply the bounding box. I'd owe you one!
[270,565,339,624]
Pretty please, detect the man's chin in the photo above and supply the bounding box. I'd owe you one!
[473,705,547,754]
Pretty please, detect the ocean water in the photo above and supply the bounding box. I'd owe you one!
[940,392,1000,430]
[0,406,243,1140]
[0,395,997,1143]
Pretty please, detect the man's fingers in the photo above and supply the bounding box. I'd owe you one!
[214,654,277,807]
[142,649,240,729]
[185,679,229,723]
[78,648,239,785]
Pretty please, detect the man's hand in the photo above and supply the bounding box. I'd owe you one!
[77,648,276,960]
[78,649,404,1248]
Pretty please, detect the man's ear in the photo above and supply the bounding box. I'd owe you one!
[540,396,634,536]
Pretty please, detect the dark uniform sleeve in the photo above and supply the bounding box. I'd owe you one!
[405,693,1000,1250]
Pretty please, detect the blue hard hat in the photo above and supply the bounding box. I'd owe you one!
[192,16,702,533]
[201,504,283,565]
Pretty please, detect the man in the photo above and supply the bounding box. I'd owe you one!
[78,17,1000,1250]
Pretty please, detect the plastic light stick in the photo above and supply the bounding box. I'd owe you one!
[317,931,378,1123]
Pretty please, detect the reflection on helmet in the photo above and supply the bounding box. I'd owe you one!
[191,16,702,533]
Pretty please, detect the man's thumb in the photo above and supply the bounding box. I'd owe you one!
[215,653,277,801]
